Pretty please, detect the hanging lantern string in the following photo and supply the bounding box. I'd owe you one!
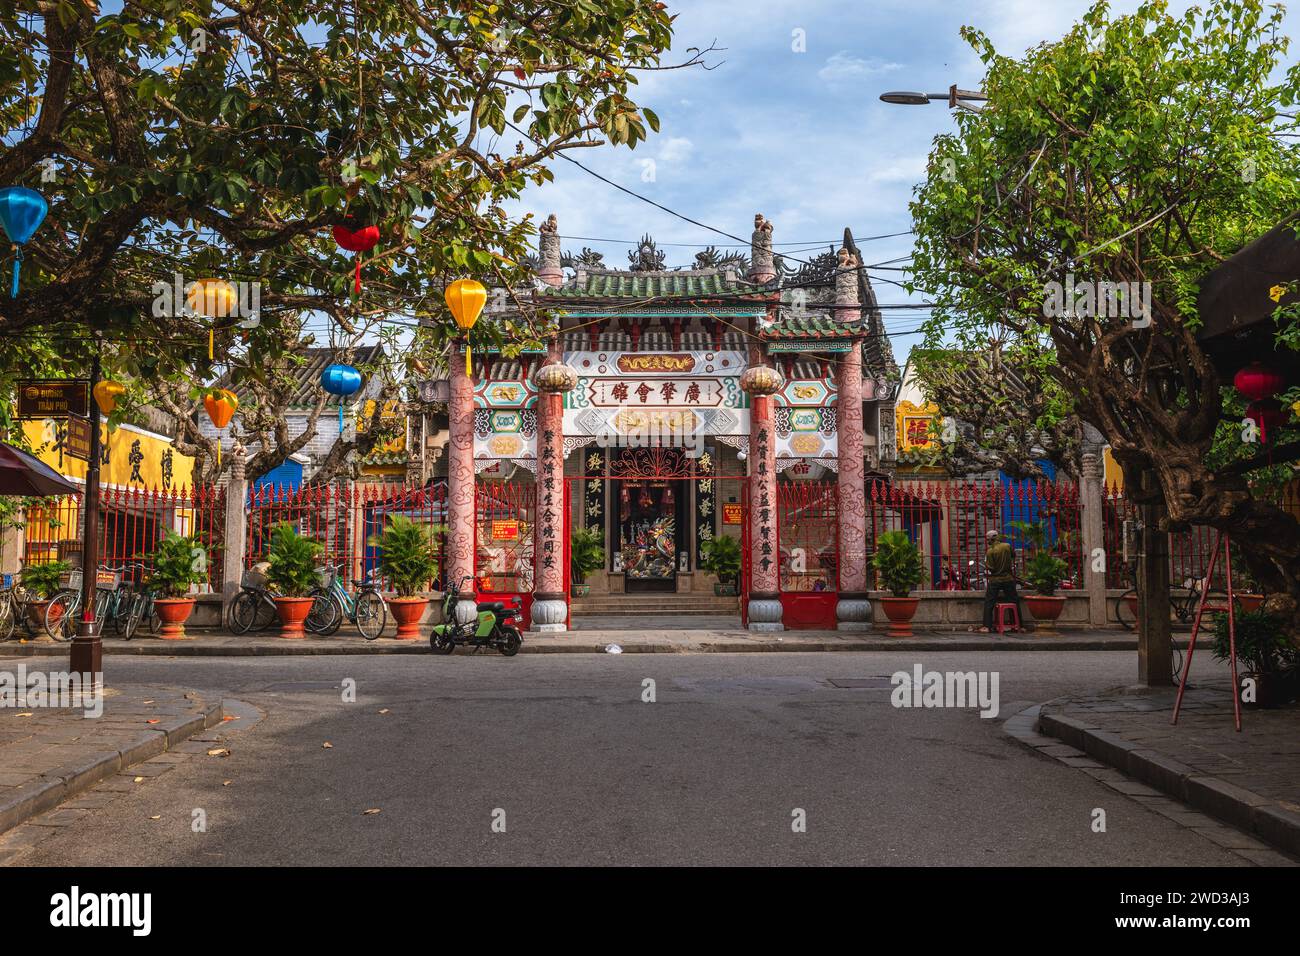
[9,244,19,299]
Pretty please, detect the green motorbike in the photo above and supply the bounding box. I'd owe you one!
[429,575,523,656]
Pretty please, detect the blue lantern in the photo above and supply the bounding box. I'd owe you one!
[0,187,49,298]
[320,363,363,432]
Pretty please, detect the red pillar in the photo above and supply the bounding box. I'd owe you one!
[447,345,476,622]
[741,364,783,631]
[531,352,576,631]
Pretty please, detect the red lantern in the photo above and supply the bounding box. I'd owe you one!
[1246,398,1289,444]
[333,223,380,295]
[1233,362,1286,402]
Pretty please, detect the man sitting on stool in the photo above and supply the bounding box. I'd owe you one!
[979,528,1022,633]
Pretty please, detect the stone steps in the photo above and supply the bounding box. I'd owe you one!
[572,594,740,616]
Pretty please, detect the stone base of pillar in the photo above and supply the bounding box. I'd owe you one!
[836,593,873,632]
[747,595,784,633]
[530,596,568,633]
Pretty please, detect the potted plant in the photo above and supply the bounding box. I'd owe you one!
[371,515,439,639]
[1012,521,1070,632]
[265,523,323,638]
[1210,609,1299,708]
[569,527,605,598]
[871,530,924,635]
[148,532,208,639]
[700,534,742,596]
[1230,546,1265,612]
[21,560,69,630]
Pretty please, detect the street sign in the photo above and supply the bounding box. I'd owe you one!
[65,415,92,462]
[17,379,90,419]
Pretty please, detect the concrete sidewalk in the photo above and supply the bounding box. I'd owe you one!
[0,680,222,842]
[1025,681,1300,860]
[0,626,1162,655]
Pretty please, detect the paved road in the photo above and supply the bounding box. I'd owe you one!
[3,650,1245,866]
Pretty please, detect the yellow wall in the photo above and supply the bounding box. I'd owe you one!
[1102,446,1124,490]
[22,419,195,490]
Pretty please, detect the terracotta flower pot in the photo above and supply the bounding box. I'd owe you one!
[274,596,315,639]
[154,597,196,640]
[880,596,919,636]
[388,596,429,640]
[1242,671,1294,709]
[1237,593,1265,613]
[1024,594,1066,633]
[28,599,56,629]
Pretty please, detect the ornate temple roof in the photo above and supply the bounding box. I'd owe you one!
[537,267,767,301]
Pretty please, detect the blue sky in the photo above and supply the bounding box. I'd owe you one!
[508,0,1300,362]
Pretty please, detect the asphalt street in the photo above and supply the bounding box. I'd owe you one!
[3,650,1245,866]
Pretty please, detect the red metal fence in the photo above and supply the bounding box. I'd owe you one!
[245,482,448,591]
[21,485,225,591]
[866,479,1083,590]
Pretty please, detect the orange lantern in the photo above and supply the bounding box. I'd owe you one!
[93,380,126,416]
[444,278,487,377]
[203,388,239,468]
[188,279,237,359]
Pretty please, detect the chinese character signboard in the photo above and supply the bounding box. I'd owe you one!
[722,503,743,525]
[64,415,92,462]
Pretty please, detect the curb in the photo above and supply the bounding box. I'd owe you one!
[0,698,223,838]
[1,635,1151,656]
[1036,708,1300,859]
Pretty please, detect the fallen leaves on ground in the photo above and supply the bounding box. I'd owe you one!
[222,715,239,722]
[206,747,231,758]
[133,776,144,783]
[149,815,161,821]
[146,719,160,724]
[322,741,333,749]
[222,780,232,786]
[362,808,381,815]
[378,708,390,715]
[15,712,32,718]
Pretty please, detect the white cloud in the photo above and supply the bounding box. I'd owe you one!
[818,52,904,86]
[658,137,694,164]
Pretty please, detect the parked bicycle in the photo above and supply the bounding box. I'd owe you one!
[1114,573,1238,631]
[0,576,38,641]
[307,564,388,640]
[229,564,335,635]
[44,566,122,641]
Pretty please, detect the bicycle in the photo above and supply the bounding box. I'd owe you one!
[308,564,387,640]
[1114,574,1237,631]
[44,567,118,641]
[0,577,38,641]
[229,565,337,635]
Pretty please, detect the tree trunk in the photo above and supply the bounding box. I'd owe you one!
[1136,475,1172,687]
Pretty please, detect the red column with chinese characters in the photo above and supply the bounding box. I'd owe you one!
[836,339,871,629]
[531,354,578,631]
[741,364,783,631]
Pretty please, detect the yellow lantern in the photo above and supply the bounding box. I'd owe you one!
[187,279,236,359]
[444,278,487,377]
[93,380,126,416]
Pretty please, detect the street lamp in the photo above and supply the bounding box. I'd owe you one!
[880,84,987,109]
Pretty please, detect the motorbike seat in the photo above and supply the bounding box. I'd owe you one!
[477,601,507,612]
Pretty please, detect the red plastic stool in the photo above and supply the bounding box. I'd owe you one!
[995,603,1020,633]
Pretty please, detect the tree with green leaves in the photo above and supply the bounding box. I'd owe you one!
[908,0,1300,630]
[0,1,700,469]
